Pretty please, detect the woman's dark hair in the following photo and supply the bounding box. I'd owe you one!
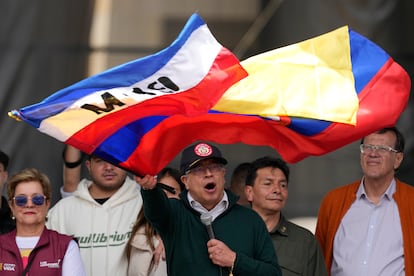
[125,208,157,273]
[0,150,9,170]
[158,167,185,192]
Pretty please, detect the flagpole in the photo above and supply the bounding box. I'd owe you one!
[233,0,284,58]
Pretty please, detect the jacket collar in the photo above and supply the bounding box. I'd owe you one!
[269,213,289,236]
[180,189,239,216]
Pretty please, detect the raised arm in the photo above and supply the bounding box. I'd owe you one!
[135,175,172,236]
[61,145,83,197]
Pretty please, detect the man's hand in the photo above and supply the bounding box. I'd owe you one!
[134,174,157,190]
[207,239,236,268]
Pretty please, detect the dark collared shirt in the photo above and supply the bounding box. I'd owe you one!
[270,214,327,276]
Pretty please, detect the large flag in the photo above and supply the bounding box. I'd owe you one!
[214,26,360,125]
[10,15,410,176]
[9,13,247,175]
[205,25,410,162]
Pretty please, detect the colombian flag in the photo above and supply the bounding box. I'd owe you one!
[200,26,410,163]
[9,15,410,176]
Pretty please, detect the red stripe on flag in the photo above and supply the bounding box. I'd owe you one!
[121,58,409,176]
[67,47,247,152]
[302,58,410,159]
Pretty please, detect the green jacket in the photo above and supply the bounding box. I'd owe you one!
[270,214,327,276]
[142,187,282,276]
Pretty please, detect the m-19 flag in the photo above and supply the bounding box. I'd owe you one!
[9,13,247,175]
[10,17,410,176]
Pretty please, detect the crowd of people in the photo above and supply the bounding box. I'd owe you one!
[0,126,412,275]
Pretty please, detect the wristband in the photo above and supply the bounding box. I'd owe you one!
[62,147,83,168]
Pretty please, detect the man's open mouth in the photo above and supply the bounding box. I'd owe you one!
[204,183,216,191]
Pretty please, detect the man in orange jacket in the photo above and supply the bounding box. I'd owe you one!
[315,127,414,276]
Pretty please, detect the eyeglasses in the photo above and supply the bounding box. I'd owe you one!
[13,194,47,207]
[186,164,224,176]
[360,144,398,155]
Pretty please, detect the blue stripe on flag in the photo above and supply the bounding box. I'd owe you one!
[287,117,331,136]
[92,115,168,164]
[349,29,389,94]
[14,14,206,128]
[207,110,330,136]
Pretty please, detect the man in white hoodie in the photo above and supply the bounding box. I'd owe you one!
[47,146,142,276]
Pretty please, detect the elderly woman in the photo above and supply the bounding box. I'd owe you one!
[0,168,85,275]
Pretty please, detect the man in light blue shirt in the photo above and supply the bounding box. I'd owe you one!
[332,179,403,275]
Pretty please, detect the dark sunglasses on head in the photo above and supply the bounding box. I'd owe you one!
[157,183,176,195]
[13,194,47,207]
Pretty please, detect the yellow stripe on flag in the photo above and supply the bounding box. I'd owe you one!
[213,26,358,125]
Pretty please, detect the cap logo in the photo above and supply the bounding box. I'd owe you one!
[194,143,213,157]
